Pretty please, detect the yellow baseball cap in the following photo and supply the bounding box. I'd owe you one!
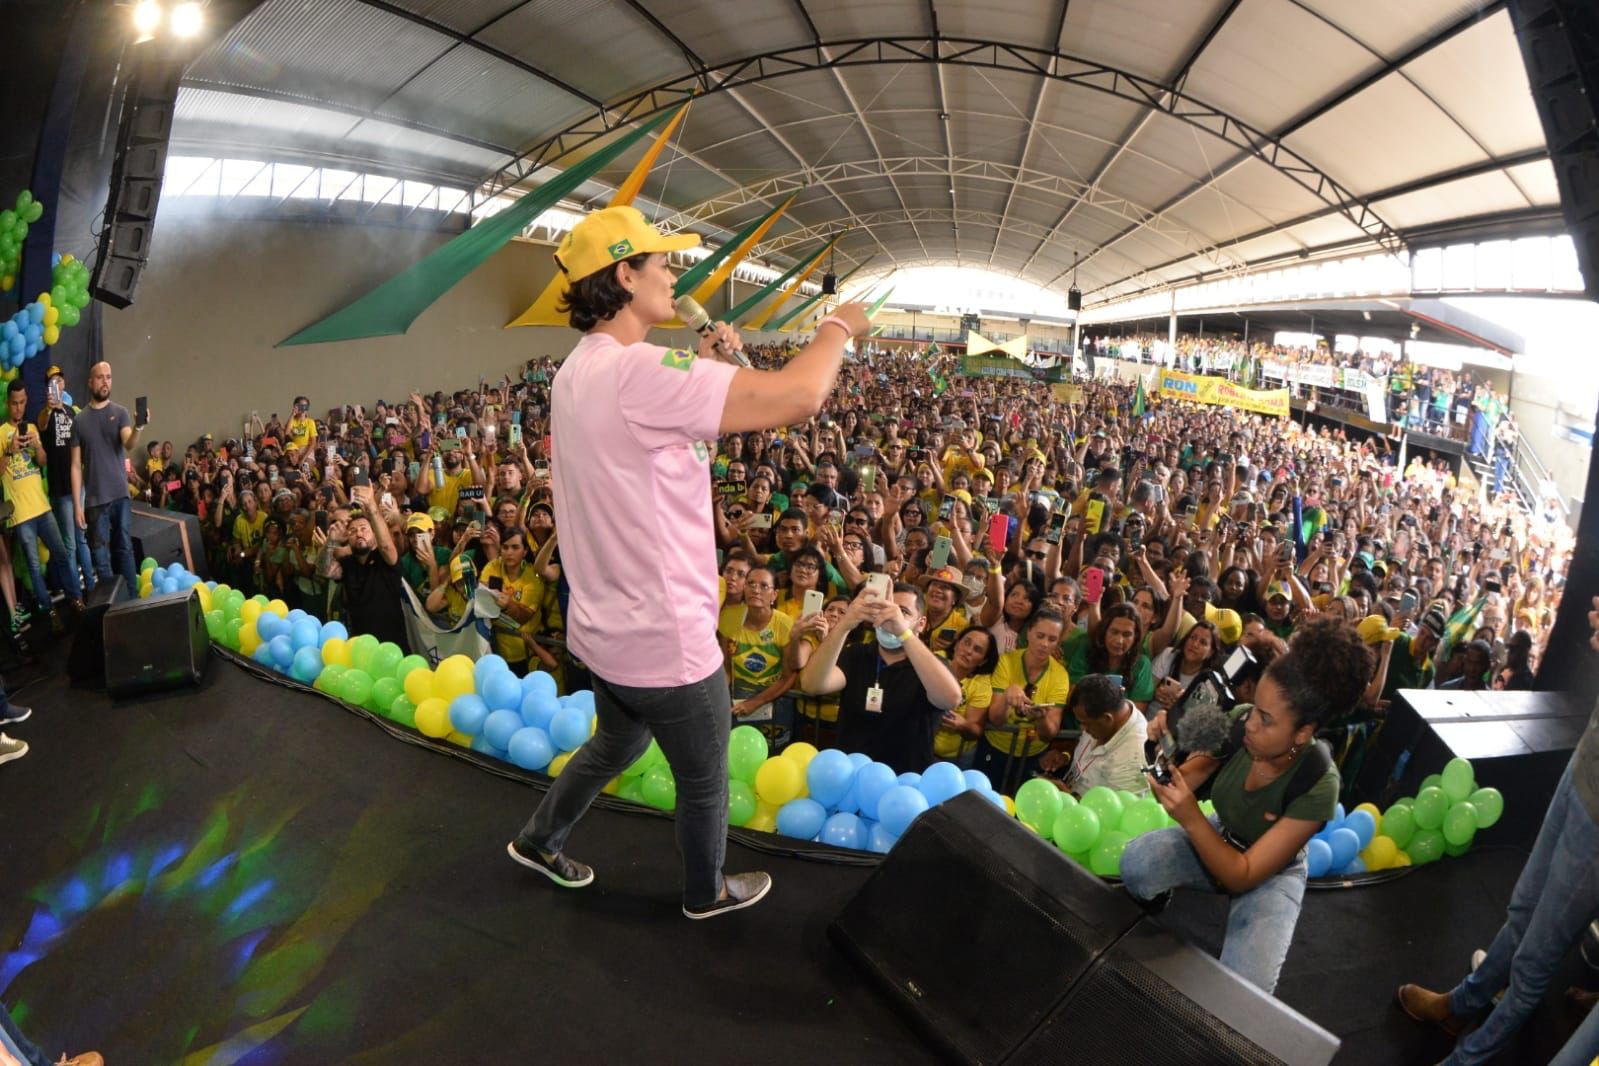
[1213,608,1243,645]
[1357,615,1402,644]
[553,205,700,283]
[405,513,434,534]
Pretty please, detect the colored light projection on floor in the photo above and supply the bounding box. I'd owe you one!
[0,770,414,1064]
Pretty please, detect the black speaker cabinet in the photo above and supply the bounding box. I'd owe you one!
[830,792,1338,1066]
[1068,285,1083,312]
[103,587,208,697]
[130,503,209,580]
[67,577,127,686]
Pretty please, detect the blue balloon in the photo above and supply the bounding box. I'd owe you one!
[833,777,861,815]
[568,689,596,711]
[285,609,307,625]
[878,785,930,837]
[853,762,898,821]
[1342,856,1368,876]
[977,788,1007,812]
[449,694,489,736]
[896,772,922,789]
[469,735,507,759]
[962,769,992,794]
[290,646,323,683]
[775,798,827,840]
[805,749,856,808]
[474,653,509,686]
[482,709,523,751]
[549,706,590,752]
[290,619,321,650]
[1332,803,1347,826]
[820,812,864,850]
[507,726,554,771]
[319,620,348,644]
[28,303,42,325]
[252,643,275,667]
[255,613,281,642]
[1345,809,1377,849]
[1306,838,1333,878]
[918,762,967,806]
[1327,827,1360,872]
[520,690,559,731]
[269,635,295,670]
[7,336,21,358]
[482,671,522,713]
[523,671,557,701]
[867,822,898,854]
[1,321,15,339]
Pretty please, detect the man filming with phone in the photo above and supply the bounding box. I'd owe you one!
[70,361,143,595]
[507,205,869,920]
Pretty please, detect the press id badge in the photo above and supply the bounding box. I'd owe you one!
[864,684,884,713]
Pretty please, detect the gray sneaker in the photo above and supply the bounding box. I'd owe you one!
[683,871,772,919]
[0,733,27,766]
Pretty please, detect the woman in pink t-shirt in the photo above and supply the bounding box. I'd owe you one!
[506,205,869,920]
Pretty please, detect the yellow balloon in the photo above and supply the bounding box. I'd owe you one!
[36,292,49,308]
[746,813,777,833]
[239,600,263,625]
[195,583,212,612]
[602,777,621,795]
[1003,795,1017,817]
[43,305,58,326]
[782,741,819,770]
[1353,802,1382,821]
[548,752,572,777]
[61,254,73,265]
[266,598,289,618]
[321,636,351,667]
[402,667,434,705]
[435,657,474,700]
[42,325,58,346]
[754,756,803,807]
[1393,850,1413,867]
[1364,835,1399,870]
[1,276,14,292]
[414,697,451,738]
[238,620,261,656]
[446,730,472,748]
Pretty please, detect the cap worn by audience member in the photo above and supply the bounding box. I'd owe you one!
[1357,615,1402,644]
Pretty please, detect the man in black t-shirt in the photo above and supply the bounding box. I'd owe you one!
[37,367,94,595]
[799,583,962,774]
[319,484,410,652]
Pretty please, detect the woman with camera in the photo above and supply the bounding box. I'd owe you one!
[1120,617,1370,993]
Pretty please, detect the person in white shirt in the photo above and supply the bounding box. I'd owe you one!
[1061,674,1149,796]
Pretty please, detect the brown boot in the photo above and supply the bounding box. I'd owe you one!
[1397,984,1467,1037]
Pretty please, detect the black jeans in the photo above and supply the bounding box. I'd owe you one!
[517,665,732,908]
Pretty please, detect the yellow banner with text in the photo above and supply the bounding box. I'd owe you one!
[1156,369,1290,418]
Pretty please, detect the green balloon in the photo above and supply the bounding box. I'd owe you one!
[1379,803,1416,848]
[349,634,380,672]
[1441,758,1475,803]
[226,590,245,616]
[204,609,224,640]
[1412,786,1449,830]
[1442,801,1478,847]
[641,764,677,810]
[1468,786,1504,829]
[1079,785,1124,832]
[1443,837,1472,857]
[225,617,243,648]
[727,779,756,826]
[23,201,42,223]
[1407,827,1445,865]
[1419,773,1444,794]
[388,694,417,728]
[727,725,768,784]
[1015,777,1064,833]
[625,738,663,777]
[371,677,403,714]
[1118,797,1167,838]
[341,669,374,707]
[394,654,429,683]
[0,210,15,231]
[1390,796,1414,810]
[319,664,348,693]
[16,190,32,213]
[369,642,403,680]
[1053,804,1102,853]
[617,776,645,804]
[140,557,158,572]
[1089,830,1131,877]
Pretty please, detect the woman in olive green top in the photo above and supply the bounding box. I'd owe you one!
[1121,618,1370,993]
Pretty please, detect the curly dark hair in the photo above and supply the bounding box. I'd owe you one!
[557,253,648,331]
[1267,616,1372,729]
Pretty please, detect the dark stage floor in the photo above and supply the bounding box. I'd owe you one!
[0,654,1587,1065]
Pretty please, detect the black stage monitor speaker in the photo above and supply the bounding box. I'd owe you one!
[103,588,209,697]
[1068,285,1083,312]
[830,792,1339,1066]
[130,503,210,580]
[67,577,127,686]
[822,272,837,295]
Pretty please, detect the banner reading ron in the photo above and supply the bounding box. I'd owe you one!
[1156,369,1290,418]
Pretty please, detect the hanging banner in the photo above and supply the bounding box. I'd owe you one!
[1364,379,1389,424]
[960,355,1067,382]
[1155,369,1290,418]
[1051,383,1085,405]
[506,101,693,328]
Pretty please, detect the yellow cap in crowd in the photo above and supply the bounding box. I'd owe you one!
[553,205,700,283]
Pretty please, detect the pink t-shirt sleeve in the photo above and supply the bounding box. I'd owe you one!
[616,344,738,451]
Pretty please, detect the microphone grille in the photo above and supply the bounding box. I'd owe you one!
[1175,702,1231,755]
[673,295,709,329]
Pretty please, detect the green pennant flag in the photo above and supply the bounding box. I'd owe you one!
[767,256,873,331]
[1132,376,1146,418]
[930,369,949,396]
[865,287,894,317]
[279,104,686,347]
[670,199,793,300]
[722,240,833,323]
[1436,593,1487,669]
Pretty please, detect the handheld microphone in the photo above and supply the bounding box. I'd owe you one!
[1175,702,1232,756]
[674,295,751,368]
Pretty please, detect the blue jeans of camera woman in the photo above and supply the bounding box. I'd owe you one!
[1120,815,1308,994]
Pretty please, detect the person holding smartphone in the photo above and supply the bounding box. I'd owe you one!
[70,361,143,595]
[975,607,1071,791]
[38,367,94,601]
[508,205,870,919]
[1,379,82,627]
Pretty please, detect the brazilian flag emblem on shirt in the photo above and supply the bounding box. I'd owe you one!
[608,239,634,260]
[661,349,695,371]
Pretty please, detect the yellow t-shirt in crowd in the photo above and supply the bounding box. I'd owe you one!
[428,467,476,519]
[718,606,792,690]
[986,650,1071,758]
[796,631,842,723]
[286,415,317,454]
[232,510,267,548]
[479,558,543,663]
[926,606,970,654]
[0,423,50,526]
[934,671,993,759]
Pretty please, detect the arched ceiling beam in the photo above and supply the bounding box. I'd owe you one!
[472,36,1404,266]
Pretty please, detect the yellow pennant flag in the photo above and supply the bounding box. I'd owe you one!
[507,103,693,328]
[685,192,796,310]
[965,331,1028,359]
[746,232,843,331]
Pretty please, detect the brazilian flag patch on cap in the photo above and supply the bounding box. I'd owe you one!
[661,349,695,371]
[608,239,634,260]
